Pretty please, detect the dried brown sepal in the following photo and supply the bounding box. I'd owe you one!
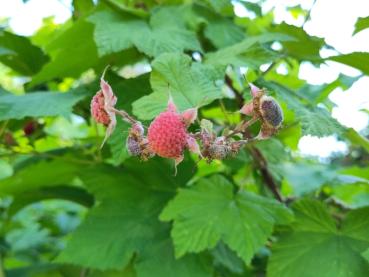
[126,122,154,161]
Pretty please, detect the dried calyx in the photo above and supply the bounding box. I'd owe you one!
[240,83,284,139]
[126,122,154,161]
[199,119,247,163]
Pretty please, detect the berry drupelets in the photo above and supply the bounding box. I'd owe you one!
[147,97,199,171]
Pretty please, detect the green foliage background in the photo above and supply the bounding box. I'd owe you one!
[0,0,369,276]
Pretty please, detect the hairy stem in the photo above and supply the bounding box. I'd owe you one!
[111,107,137,124]
[225,117,258,138]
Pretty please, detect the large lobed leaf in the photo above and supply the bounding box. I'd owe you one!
[160,174,293,264]
[30,19,101,86]
[268,199,369,277]
[132,53,224,120]
[191,3,245,48]
[205,33,294,68]
[0,30,48,75]
[56,160,211,276]
[0,158,93,214]
[88,6,201,58]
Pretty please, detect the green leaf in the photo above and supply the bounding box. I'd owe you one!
[107,118,130,165]
[353,16,369,35]
[132,53,223,120]
[72,0,95,18]
[328,52,369,75]
[204,0,233,14]
[299,74,359,103]
[331,183,369,209]
[278,162,336,196]
[267,199,369,277]
[345,128,369,153]
[5,264,62,277]
[0,160,13,180]
[0,91,85,120]
[0,159,81,195]
[211,242,245,274]
[272,23,325,62]
[240,2,262,17]
[57,162,211,276]
[299,107,343,137]
[102,0,149,17]
[160,174,293,264]
[134,6,202,57]
[87,10,146,57]
[204,18,245,48]
[192,4,245,48]
[205,33,294,68]
[88,7,201,58]
[363,248,369,262]
[31,20,99,86]
[0,30,49,75]
[0,158,93,214]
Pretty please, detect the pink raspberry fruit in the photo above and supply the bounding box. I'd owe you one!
[91,91,110,126]
[147,97,200,171]
[148,110,188,159]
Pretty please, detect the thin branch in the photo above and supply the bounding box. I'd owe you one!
[225,117,258,138]
[249,147,284,202]
[225,75,243,108]
[110,107,137,124]
[219,99,231,125]
[224,73,284,202]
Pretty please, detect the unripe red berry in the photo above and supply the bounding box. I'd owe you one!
[23,121,38,136]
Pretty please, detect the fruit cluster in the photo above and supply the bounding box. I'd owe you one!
[91,71,284,173]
